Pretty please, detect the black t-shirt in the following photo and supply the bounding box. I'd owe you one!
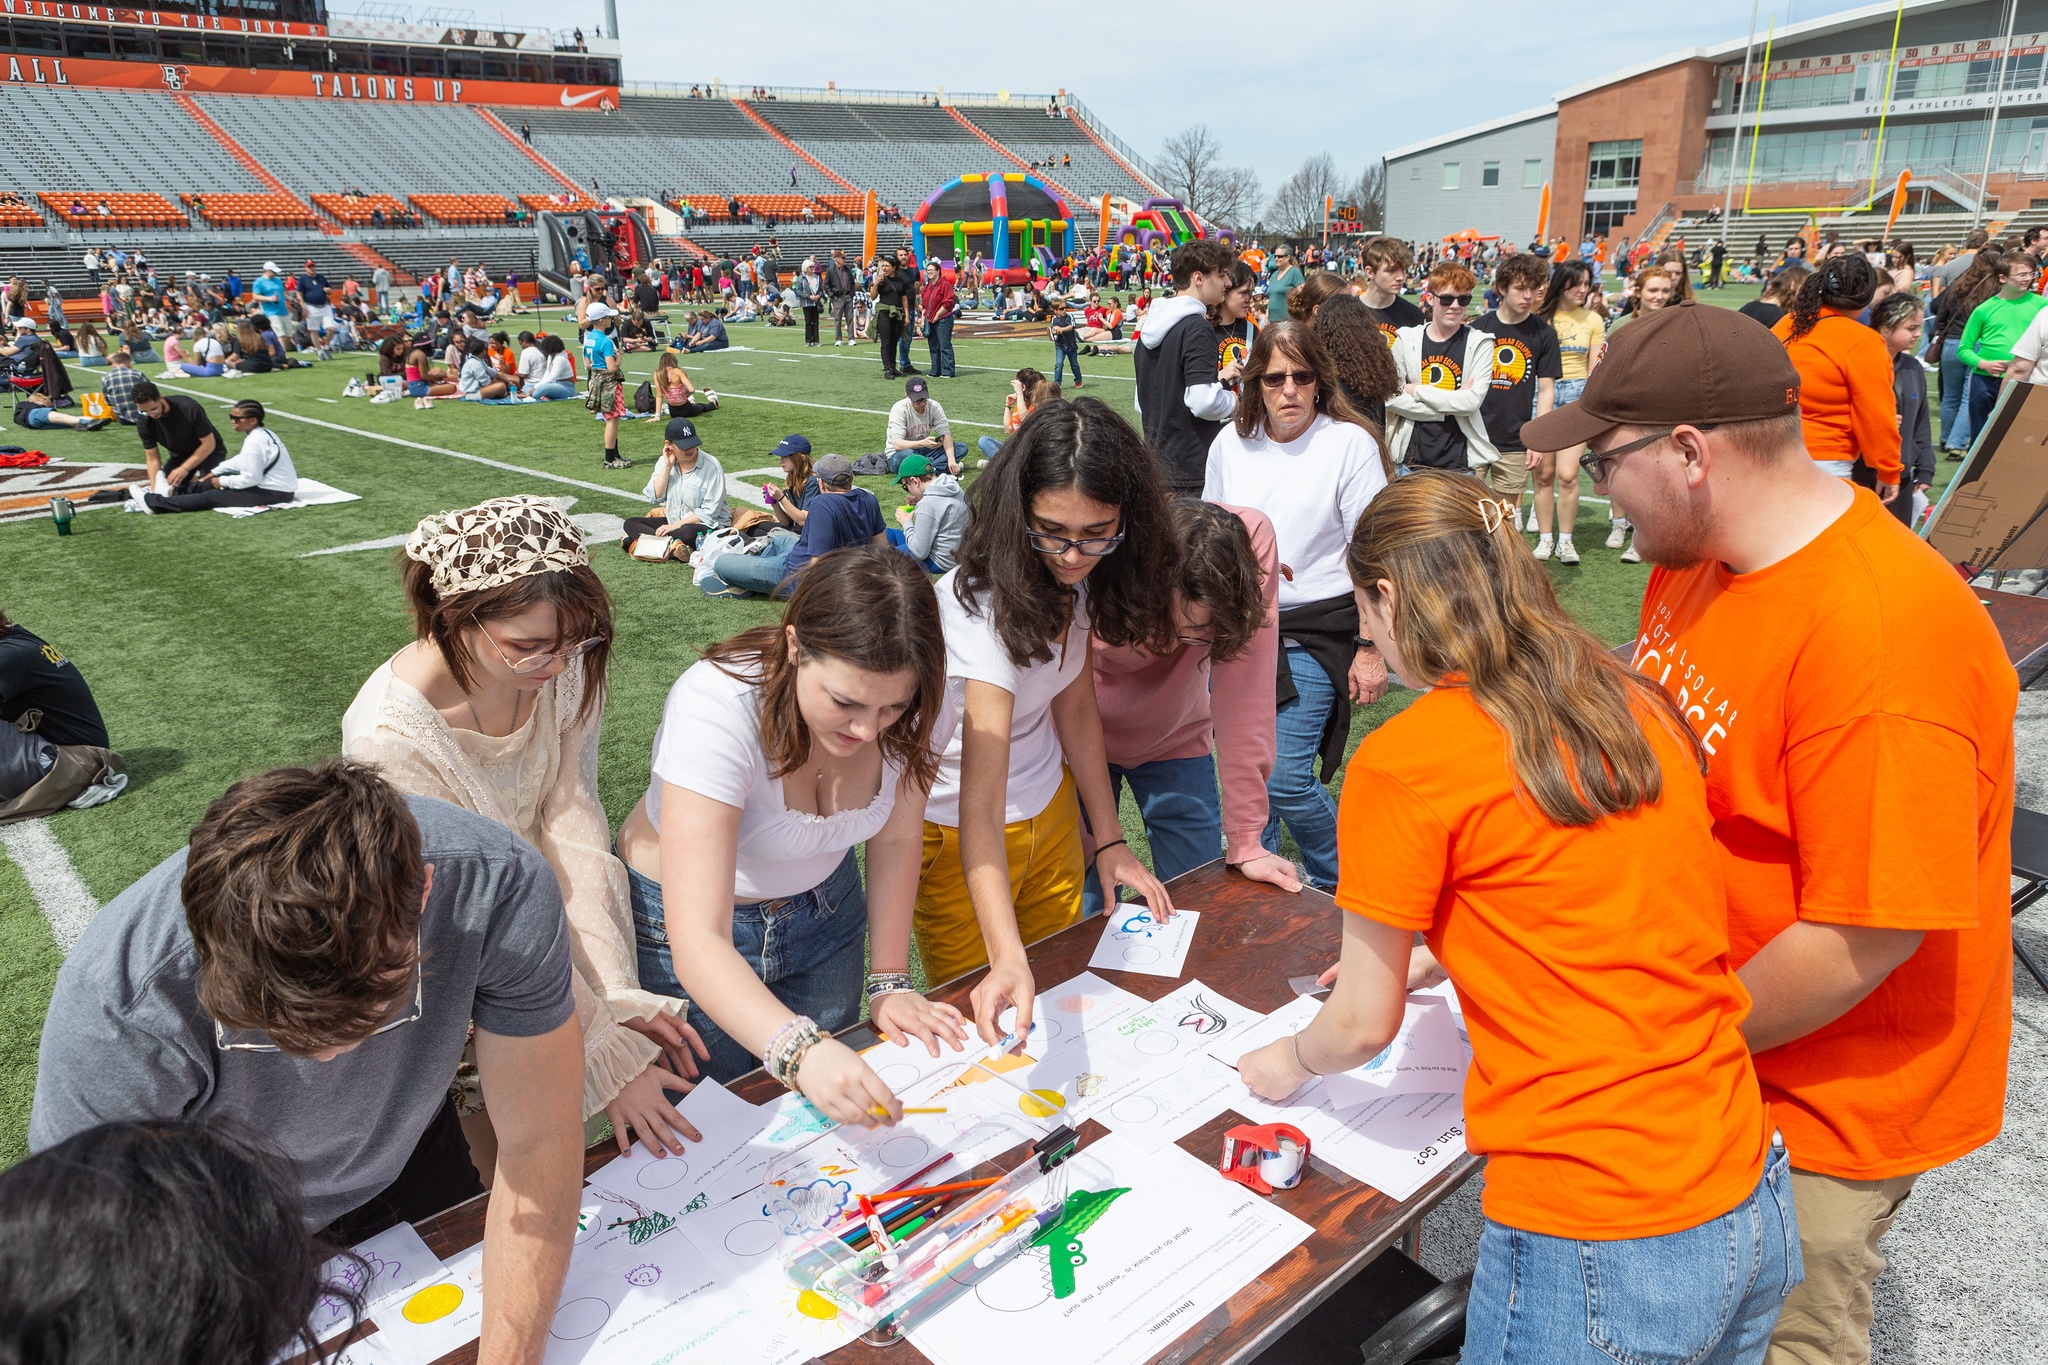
[1134,309,1222,490]
[632,281,662,312]
[1407,326,1470,471]
[1476,311,1563,452]
[1365,295,1426,348]
[0,625,108,748]
[875,273,914,314]
[1738,299,1784,329]
[136,393,220,461]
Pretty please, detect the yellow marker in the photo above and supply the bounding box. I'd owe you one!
[869,1105,949,1118]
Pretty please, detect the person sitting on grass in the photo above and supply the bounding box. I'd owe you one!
[886,377,964,474]
[141,399,295,514]
[28,759,586,1355]
[0,604,123,821]
[404,338,459,402]
[98,349,145,421]
[764,434,820,531]
[12,391,107,435]
[651,350,718,420]
[0,1120,367,1365]
[455,337,518,401]
[679,310,730,353]
[526,334,577,401]
[704,453,884,598]
[885,452,967,573]
[617,305,656,353]
[70,321,107,367]
[622,417,730,560]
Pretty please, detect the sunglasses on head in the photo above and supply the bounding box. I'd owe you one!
[1433,293,1474,307]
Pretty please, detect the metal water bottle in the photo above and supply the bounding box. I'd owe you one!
[49,496,74,536]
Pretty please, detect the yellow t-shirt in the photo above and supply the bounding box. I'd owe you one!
[1551,307,1605,382]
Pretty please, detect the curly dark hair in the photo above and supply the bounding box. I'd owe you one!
[1312,293,1401,413]
[953,396,1177,665]
[1785,252,1881,341]
[1171,500,1265,663]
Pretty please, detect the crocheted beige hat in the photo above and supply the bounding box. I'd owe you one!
[404,496,588,597]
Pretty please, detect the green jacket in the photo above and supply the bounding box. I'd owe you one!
[1958,291,2048,372]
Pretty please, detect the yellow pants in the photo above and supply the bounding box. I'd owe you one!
[914,769,1085,986]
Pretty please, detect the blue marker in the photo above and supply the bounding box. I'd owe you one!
[990,1020,1038,1057]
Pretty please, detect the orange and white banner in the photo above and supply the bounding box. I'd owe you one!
[0,52,617,107]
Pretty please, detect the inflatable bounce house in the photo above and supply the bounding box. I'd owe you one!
[1113,196,1233,254]
[911,172,1073,283]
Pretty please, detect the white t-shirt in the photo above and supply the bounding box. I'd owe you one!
[2012,307,2048,384]
[1202,414,1388,608]
[645,659,906,901]
[923,571,1090,829]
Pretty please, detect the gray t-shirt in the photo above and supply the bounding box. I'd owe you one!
[29,796,574,1228]
[1934,251,1976,291]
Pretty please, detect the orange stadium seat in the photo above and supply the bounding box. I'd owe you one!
[182,193,318,229]
[410,193,516,226]
[40,190,186,229]
[311,192,405,227]
[519,191,598,213]
[816,195,866,220]
[0,196,41,228]
[737,194,815,219]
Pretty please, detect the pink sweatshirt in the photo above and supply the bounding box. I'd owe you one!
[1090,504,1279,864]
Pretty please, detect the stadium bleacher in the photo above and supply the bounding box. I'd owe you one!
[746,101,986,213]
[508,99,844,201]
[195,96,563,200]
[0,87,264,202]
[961,107,1155,202]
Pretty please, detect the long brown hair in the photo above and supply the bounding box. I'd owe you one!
[399,559,613,726]
[1171,500,1265,663]
[1347,472,1704,826]
[1236,322,1391,478]
[1311,293,1401,408]
[703,546,944,791]
[779,447,815,499]
[1283,268,1349,324]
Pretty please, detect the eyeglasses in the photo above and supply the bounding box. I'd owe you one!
[1433,294,1474,307]
[1258,369,1317,391]
[215,930,423,1052]
[1026,525,1125,557]
[1582,424,1718,483]
[1176,633,1215,649]
[478,626,602,677]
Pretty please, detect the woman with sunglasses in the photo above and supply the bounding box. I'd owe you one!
[1203,322,1391,892]
[916,398,1180,1042]
[616,547,968,1115]
[344,496,710,1165]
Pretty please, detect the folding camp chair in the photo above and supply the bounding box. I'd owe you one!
[2010,806,2048,994]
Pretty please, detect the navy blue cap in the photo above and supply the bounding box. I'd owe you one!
[771,434,811,458]
[664,416,701,449]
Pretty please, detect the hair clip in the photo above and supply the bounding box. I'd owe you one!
[1478,498,1507,535]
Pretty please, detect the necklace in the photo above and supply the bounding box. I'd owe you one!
[463,688,524,737]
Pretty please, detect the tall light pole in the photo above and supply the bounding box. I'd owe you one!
[603,0,618,43]
[1721,0,1759,247]
[1973,0,2020,231]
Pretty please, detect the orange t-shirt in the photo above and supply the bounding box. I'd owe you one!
[1634,488,2016,1180]
[1770,310,1903,483]
[1336,685,1769,1239]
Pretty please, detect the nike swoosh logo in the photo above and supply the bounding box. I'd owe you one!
[560,89,603,107]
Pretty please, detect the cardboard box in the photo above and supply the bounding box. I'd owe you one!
[1924,381,2048,573]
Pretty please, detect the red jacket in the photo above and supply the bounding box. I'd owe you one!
[922,277,956,322]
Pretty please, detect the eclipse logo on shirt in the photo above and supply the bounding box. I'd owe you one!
[1490,338,1532,389]
[1420,355,1463,391]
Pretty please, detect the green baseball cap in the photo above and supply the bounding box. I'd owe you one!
[893,454,933,484]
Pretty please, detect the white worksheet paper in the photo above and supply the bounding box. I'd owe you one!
[310,1221,441,1342]
[585,1078,770,1216]
[907,1136,1312,1365]
[1087,905,1200,977]
[1236,1083,1467,1203]
[1319,997,1468,1112]
[363,1242,484,1365]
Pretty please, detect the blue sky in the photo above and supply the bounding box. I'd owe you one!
[436,0,1774,189]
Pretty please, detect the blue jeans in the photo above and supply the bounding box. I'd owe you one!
[926,315,955,377]
[977,435,1003,460]
[887,443,966,473]
[1967,369,2004,439]
[898,327,914,372]
[529,380,577,400]
[1080,754,1222,918]
[704,527,798,598]
[884,527,941,572]
[1054,341,1082,385]
[1939,337,1973,450]
[1462,1143,1802,1365]
[625,850,869,1084]
[1263,645,1339,889]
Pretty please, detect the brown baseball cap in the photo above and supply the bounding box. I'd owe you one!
[1520,299,1800,452]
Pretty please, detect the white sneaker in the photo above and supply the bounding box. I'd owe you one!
[1620,538,1641,564]
[1512,506,1524,533]
[1533,536,1553,561]
[1605,519,1628,550]
[1556,536,1580,565]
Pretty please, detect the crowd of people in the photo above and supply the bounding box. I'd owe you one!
[0,215,2024,1365]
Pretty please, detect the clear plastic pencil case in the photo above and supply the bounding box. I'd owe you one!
[766,1057,1117,1343]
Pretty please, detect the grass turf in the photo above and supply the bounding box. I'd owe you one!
[0,285,1952,1163]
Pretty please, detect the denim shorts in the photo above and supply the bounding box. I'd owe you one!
[1555,376,1587,406]
[625,848,868,1083]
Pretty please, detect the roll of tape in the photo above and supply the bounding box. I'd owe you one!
[1260,1136,1306,1190]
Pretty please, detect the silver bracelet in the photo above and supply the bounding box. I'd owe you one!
[864,971,915,1002]
[1291,1031,1321,1078]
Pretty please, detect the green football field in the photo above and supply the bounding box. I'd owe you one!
[0,284,1944,1162]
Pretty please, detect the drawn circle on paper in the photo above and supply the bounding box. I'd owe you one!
[724,1219,779,1257]
[1037,1017,1064,1042]
[1120,943,1163,966]
[1110,1094,1161,1125]
[402,1283,464,1324]
[1133,1030,1180,1057]
[1054,993,1098,1014]
[968,1250,1053,1312]
[550,1297,610,1342]
[633,1157,691,1190]
[878,1135,930,1169]
[875,1060,922,1089]
[1017,1088,1067,1119]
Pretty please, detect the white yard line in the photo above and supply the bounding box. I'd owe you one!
[0,818,100,954]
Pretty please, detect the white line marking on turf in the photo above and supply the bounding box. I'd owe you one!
[315,397,339,403]
[152,382,654,505]
[0,818,100,954]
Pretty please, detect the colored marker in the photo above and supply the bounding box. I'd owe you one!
[875,1178,1000,1200]
[858,1196,892,1251]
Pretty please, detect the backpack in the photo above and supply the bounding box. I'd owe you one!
[631,379,656,414]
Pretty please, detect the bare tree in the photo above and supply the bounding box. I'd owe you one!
[1267,152,1343,237]
[1354,161,1386,232]
[1158,124,1263,227]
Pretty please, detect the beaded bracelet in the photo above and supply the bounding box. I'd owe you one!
[764,1015,822,1089]
[782,1032,825,1095]
[864,971,915,1002]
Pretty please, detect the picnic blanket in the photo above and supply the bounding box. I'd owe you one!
[214,478,361,517]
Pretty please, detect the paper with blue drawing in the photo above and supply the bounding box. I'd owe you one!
[1087,903,1199,977]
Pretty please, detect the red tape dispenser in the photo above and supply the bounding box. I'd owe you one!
[1218,1122,1310,1195]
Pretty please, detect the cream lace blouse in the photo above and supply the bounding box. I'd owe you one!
[342,654,680,1118]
